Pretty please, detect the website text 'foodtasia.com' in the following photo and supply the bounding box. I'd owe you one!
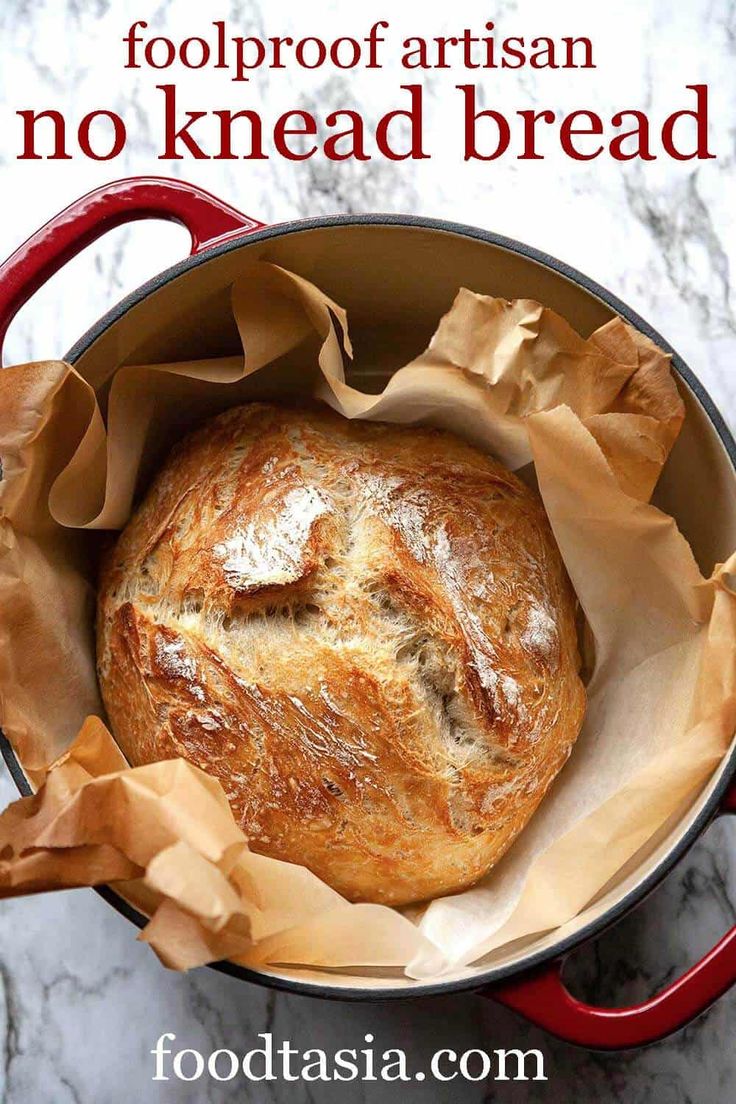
[151,1032,547,1085]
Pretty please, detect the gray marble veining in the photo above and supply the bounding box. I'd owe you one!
[0,0,734,1100]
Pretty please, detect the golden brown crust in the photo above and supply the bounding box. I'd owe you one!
[97,403,585,906]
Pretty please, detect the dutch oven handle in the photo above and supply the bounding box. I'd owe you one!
[0,176,264,365]
[485,780,736,1049]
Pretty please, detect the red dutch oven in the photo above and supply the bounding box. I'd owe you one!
[1,177,735,1051]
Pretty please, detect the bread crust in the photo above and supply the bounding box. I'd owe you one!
[97,404,585,906]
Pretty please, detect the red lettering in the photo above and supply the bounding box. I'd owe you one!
[331,37,361,68]
[77,110,126,160]
[270,36,293,69]
[123,20,147,68]
[366,22,388,68]
[457,84,510,161]
[273,111,318,160]
[376,85,428,161]
[661,84,715,161]
[233,37,267,82]
[214,109,266,159]
[145,36,176,69]
[324,111,369,161]
[517,109,556,160]
[16,109,71,160]
[157,84,209,159]
[609,110,655,161]
[295,37,327,69]
[180,37,211,69]
[560,110,604,160]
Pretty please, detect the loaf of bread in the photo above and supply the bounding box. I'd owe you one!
[97,404,585,906]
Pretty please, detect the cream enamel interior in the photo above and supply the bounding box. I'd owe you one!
[70,221,736,992]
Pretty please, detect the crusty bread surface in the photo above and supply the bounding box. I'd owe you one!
[97,403,585,906]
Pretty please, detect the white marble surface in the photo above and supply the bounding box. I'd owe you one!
[0,0,735,1099]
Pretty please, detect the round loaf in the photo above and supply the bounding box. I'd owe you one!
[97,404,585,906]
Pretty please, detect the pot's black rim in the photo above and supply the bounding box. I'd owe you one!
[2,211,736,1004]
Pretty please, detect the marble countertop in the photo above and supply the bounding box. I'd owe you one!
[0,0,735,1099]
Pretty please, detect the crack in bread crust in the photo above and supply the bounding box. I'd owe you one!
[97,403,586,906]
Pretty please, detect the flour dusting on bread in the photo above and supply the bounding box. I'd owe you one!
[214,485,332,590]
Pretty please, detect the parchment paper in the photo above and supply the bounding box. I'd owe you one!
[0,261,733,978]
